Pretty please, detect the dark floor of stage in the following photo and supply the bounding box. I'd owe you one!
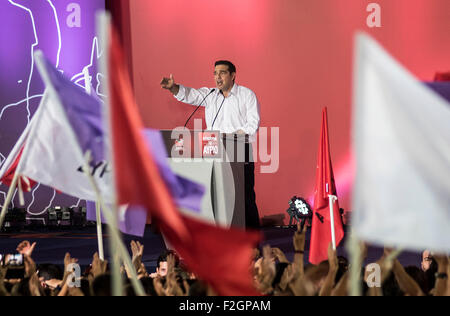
[0,225,422,273]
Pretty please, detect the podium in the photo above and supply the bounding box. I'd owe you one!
[160,130,249,228]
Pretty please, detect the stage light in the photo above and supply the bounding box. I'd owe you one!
[61,208,71,221]
[286,196,312,232]
[0,208,26,232]
[71,207,89,227]
[48,206,72,227]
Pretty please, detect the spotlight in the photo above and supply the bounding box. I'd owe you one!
[71,207,88,227]
[286,196,313,232]
[47,206,72,227]
[1,208,26,232]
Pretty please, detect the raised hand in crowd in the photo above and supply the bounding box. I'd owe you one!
[29,273,44,296]
[447,256,450,296]
[365,247,399,296]
[276,222,314,296]
[319,243,339,296]
[130,241,147,279]
[293,222,306,253]
[23,255,44,296]
[0,265,9,296]
[331,269,349,296]
[16,241,37,258]
[57,252,79,296]
[255,245,276,295]
[165,254,186,296]
[153,277,165,296]
[391,253,425,296]
[24,253,37,278]
[272,248,289,264]
[433,254,448,296]
[89,252,108,281]
[278,263,293,293]
[292,222,307,279]
[252,248,260,261]
[63,252,79,282]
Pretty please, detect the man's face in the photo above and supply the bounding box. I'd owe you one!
[214,64,235,91]
[421,250,433,272]
[157,261,168,277]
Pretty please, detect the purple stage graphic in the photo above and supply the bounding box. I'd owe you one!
[0,0,105,224]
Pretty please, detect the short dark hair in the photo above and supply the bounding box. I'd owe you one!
[37,264,63,281]
[91,274,111,296]
[215,60,236,74]
[157,249,179,269]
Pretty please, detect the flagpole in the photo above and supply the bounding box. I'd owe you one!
[18,177,25,206]
[0,174,19,229]
[83,50,105,262]
[347,232,362,296]
[34,50,126,296]
[83,67,91,95]
[0,91,49,229]
[95,202,105,261]
[328,195,337,250]
[96,11,128,297]
[81,152,145,296]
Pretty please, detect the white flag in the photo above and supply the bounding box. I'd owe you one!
[18,53,113,202]
[352,33,450,253]
[0,112,32,179]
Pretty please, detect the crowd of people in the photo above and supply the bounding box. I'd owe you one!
[0,225,448,296]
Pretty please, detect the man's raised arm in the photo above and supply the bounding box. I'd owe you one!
[160,74,180,95]
[160,74,212,106]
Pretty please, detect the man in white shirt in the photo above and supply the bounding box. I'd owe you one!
[160,60,261,229]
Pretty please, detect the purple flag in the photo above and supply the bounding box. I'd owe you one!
[425,82,450,103]
[42,56,205,212]
[142,129,205,213]
[39,55,205,236]
[86,201,147,237]
[86,129,205,236]
[44,58,104,164]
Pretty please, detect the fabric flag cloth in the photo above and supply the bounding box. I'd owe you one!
[425,82,450,103]
[86,202,147,237]
[309,108,345,265]
[434,71,450,82]
[352,33,450,253]
[142,129,205,212]
[12,54,203,219]
[0,119,37,192]
[108,26,262,296]
[85,129,205,237]
[18,56,113,202]
[1,148,36,192]
[0,123,36,192]
[424,72,450,104]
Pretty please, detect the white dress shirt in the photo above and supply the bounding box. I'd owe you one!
[175,83,260,136]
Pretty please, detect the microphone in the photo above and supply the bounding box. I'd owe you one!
[211,92,226,130]
[184,89,216,128]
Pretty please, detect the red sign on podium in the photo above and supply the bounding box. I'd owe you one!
[174,134,185,156]
[198,131,220,158]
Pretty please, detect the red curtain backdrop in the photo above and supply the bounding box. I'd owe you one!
[115,0,450,222]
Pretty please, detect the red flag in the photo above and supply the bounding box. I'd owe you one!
[108,27,262,296]
[309,108,344,265]
[434,72,450,82]
[1,147,36,192]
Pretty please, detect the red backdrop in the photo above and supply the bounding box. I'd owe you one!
[120,0,450,222]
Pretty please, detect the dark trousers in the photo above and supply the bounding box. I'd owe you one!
[244,145,260,230]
